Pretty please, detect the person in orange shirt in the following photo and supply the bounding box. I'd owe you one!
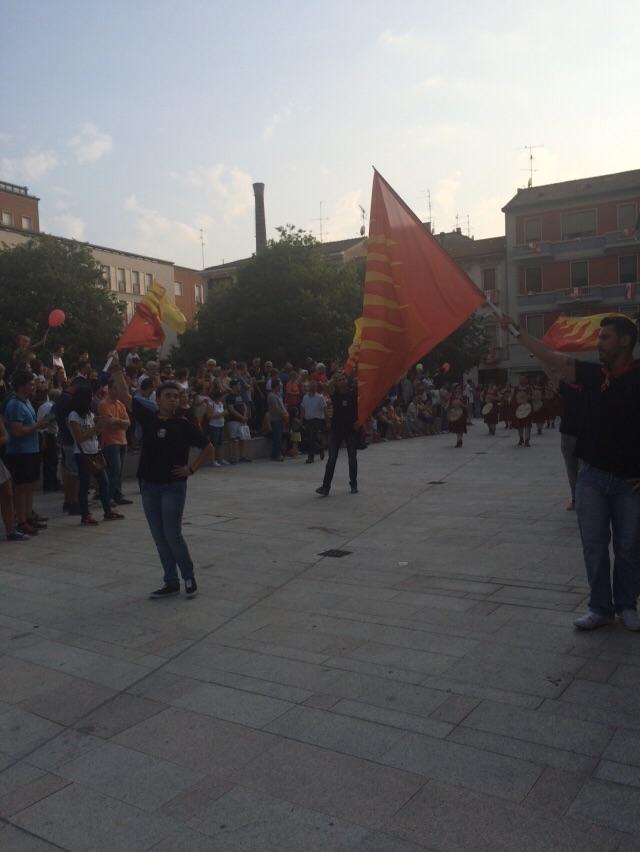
[98,379,132,506]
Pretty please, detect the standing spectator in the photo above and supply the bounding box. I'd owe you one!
[463,379,475,424]
[301,380,326,463]
[67,386,122,526]
[0,418,28,540]
[51,344,66,380]
[3,371,48,535]
[225,379,251,464]
[37,388,61,492]
[206,388,227,466]
[98,379,132,506]
[316,371,359,496]
[267,379,288,461]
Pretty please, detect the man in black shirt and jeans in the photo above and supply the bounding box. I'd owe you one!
[112,361,213,599]
[502,314,640,630]
[316,372,359,496]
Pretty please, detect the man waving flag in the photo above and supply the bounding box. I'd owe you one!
[348,169,485,423]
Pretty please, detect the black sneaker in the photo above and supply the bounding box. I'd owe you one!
[184,578,198,597]
[7,529,29,541]
[114,497,134,505]
[316,486,330,496]
[350,485,358,494]
[149,584,180,599]
[239,457,252,463]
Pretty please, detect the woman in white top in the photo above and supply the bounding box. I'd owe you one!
[67,386,124,526]
[206,389,227,466]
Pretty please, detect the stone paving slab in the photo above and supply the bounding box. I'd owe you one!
[2,428,640,849]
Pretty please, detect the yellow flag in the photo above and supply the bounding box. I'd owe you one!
[143,280,187,334]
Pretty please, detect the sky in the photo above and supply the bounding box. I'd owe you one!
[2,0,639,269]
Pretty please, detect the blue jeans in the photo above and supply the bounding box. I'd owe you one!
[103,444,127,501]
[576,463,640,616]
[271,418,283,459]
[140,479,194,586]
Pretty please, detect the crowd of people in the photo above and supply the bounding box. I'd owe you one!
[1,311,639,627]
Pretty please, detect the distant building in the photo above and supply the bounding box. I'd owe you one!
[503,168,640,376]
[0,180,39,233]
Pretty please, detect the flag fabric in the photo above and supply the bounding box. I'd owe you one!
[144,280,187,334]
[543,312,631,352]
[349,169,485,423]
[115,303,165,350]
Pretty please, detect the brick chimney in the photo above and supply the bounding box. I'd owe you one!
[253,182,267,253]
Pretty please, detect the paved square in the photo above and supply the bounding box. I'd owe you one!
[1,428,639,850]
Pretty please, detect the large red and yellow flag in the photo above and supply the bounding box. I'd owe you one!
[350,169,485,422]
[543,312,630,352]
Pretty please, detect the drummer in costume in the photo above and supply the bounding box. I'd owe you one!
[482,383,500,436]
[448,388,467,448]
[511,376,533,447]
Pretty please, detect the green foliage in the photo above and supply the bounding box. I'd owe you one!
[175,226,364,366]
[0,236,125,367]
[422,314,490,377]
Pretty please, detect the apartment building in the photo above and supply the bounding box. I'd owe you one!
[0,180,40,233]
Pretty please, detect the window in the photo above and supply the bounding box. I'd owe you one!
[131,270,140,295]
[525,315,545,339]
[482,268,496,291]
[21,216,32,230]
[195,283,203,304]
[523,217,541,242]
[1,211,13,226]
[524,267,542,294]
[619,255,637,284]
[144,273,153,292]
[570,261,589,289]
[117,268,127,293]
[101,265,111,289]
[618,203,638,230]
[174,281,183,297]
[561,209,596,239]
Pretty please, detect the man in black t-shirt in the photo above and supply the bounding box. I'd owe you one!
[502,314,640,631]
[112,363,213,599]
[316,372,359,496]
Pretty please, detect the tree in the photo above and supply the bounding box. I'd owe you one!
[0,236,125,367]
[421,314,489,378]
[175,226,363,366]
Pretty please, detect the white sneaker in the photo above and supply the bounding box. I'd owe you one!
[574,610,614,630]
[221,460,231,465]
[619,610,640,632]
[213,461,221,468]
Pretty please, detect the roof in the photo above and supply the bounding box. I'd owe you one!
[502,168,640,212]
[0,180,40,201]
[203,235,367,274]
[444,235,506,259]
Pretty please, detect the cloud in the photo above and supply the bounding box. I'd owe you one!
[304,190,363,242]
[0,150,58,182]
[169,163,254,221]
[412,123,471,148]
[262,107,291,140]
[124,194,214,264]
[0,131,10,143]
[432,172,462,232]
[51,214,85,240]
[68,123,113,164]
[412,75,443,95]
[378,29,445,57]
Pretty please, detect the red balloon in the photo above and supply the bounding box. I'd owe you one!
[48,309,65,328]
[442,362,451,374]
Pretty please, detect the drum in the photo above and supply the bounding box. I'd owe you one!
[515,390,528,405]
[532,399,544,413]
[515,403,532,420]
[481,403,493,416]
[447,407,463,423]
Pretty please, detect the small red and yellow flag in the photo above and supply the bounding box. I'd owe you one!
[543,313,631,352]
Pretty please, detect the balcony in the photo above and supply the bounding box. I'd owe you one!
[518,282,636,311]
[512,229,639,262]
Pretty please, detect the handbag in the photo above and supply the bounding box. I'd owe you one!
[239,424,252,441]
[81,450,106,476]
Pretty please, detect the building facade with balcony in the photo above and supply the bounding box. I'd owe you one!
[503,169,640,377]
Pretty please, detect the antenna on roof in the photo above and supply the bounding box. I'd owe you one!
[466,214,471,237]
[522,144,544,188]
[312,202,329,242]
[199,228,206,268]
